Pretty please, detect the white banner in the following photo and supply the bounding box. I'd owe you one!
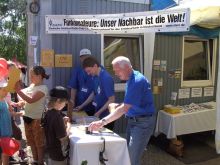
[45,8,190,34]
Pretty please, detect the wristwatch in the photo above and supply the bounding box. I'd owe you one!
[101,118,107,126]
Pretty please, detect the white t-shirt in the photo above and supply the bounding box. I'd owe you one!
[22,84,48,119]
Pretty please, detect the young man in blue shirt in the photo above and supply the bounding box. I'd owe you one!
[81,56,115,130]
[67,49,95,117]
[88,56,156,165]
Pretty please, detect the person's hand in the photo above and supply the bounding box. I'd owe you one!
[63,116,70,125]
[88,120,103,132]
[73,106,82,111]
[15,111,23,117]
[94,111,101,118]
[11,111,24,117]
[15,101,25,109]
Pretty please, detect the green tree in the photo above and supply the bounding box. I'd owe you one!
[0,0,26,64]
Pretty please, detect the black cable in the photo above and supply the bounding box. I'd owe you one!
[99,137,108,165]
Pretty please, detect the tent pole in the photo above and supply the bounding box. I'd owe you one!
[215,32,220,154]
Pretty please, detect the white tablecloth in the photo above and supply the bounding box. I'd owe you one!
[69,125,131,165]
[155,102,216,139]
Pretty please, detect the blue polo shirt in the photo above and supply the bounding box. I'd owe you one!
[68,66,94,111]
[92,68,114,119]
[124,70,155,117]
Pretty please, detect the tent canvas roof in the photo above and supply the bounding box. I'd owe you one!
[171,0,220,29]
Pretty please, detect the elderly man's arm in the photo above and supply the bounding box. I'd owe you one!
[104,103,130,123]
[89,103,131,131]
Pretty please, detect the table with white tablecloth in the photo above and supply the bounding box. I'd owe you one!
[155,102,216,139]
[69,125,131,165]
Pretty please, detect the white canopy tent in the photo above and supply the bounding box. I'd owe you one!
[172,0,220,29]
[171,0,220,153]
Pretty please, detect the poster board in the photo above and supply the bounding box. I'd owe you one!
[55,54,72,67]
[41,49,54,67]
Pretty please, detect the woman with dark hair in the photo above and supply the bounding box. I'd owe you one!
[15,66,50,165]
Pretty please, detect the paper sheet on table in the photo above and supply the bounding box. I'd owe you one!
[72,111,87,118]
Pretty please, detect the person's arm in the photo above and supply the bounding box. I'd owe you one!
[67,100,73,122]
[15,81,46,104]
[16,90,45,104]
[94,73,115,117]
[12,100,25,109]
[89,103,131,131]
[67,67,79,120]
[60,136,69,143]
[66,121,71,136]
[74,92,94,111]
[67,88,77,120]
[94,95,115,118]
[7,101,23,117]
[7,101,15,114]
[70,88,77,108]
[59,136,69,157]
[58,118,70,157]
[105,103,130,123]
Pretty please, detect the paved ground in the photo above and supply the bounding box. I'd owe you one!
[142,143,220,165]
[14,116,220,165]
[11,116,35,165]
[141,132,220,165]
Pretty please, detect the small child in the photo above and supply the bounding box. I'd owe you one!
[0,78,12,165]
[6,61,26,160]
[43,86,71,165]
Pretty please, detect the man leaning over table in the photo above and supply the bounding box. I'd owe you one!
[88,56,156,165]
[67,48,95,118]
[81,56,115,130]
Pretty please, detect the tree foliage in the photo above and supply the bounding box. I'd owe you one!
[0,0,26,64]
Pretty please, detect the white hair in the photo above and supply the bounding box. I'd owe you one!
[111,56,132,69]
